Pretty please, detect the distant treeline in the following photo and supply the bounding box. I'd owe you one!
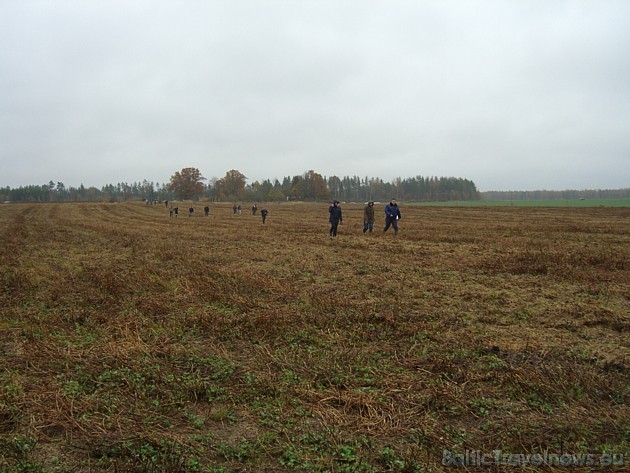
[0,181,172,204]
[481,188,630,201]
[1,173,480,203]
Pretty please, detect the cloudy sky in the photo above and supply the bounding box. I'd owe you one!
[1,0,629,191]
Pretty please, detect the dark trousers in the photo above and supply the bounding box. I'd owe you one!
[330,220,340,236]
[363,222,374,233]
[383,217,398,234]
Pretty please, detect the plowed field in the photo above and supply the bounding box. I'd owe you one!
[1,202,628,471]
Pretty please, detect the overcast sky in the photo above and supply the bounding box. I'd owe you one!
[1,0,629,191]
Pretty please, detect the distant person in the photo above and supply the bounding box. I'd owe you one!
[169,207,174,218]
[233,204,238,215]
[363,201,375,233]
[189,206,194,218]
[165,200,169,207]
[252,204,258,215]
[204,205,210,217]
[383,199,401,235]
[174,207,179,218]
[261,208,268,224]
[237,204,242,215]
[328,200,343,237]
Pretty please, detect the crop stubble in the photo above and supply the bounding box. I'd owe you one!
[0,202,628,471]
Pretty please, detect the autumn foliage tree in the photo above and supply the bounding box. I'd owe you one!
[215,169,247,200]
[290,170,329,200]
[168,167,206,200]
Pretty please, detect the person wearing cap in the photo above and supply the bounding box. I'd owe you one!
[363,201,375,233]
[383,199,401,235]
[328,200,343,237]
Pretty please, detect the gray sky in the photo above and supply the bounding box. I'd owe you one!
[1,0,629,191]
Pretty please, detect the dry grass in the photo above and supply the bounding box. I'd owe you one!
[0,202,628,472]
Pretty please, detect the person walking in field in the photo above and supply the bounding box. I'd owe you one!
[383,199,401,235]
[189,206,194,218]
[173,207,179,218]
[204,205,209,216]
[233,204,238,215]
[169,207,174,218]
[252,204,258,215]
[328,200,343,237]
[363,201,375,233]
[261,208,268,224]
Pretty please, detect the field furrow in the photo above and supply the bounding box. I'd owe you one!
[0,202,628,471]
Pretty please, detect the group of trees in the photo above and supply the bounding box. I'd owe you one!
[481,188,630,201]
[1,168,480,203]
[167,168,480,202]
[6,169,629,204]
[0,180,172,203]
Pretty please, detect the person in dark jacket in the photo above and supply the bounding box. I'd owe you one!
[363,201,375,233]
[260,208,268,224]
[383,199,401,234]
[252,204,258,215]
[204,205,210,216]
[328,200,343,237]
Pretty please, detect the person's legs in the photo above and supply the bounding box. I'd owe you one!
[331,221,339,237]
[392,219,399,234]
[383,219,391,232]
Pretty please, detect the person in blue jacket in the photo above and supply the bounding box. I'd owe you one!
[328,200,343,237]
[383,199,401,234]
